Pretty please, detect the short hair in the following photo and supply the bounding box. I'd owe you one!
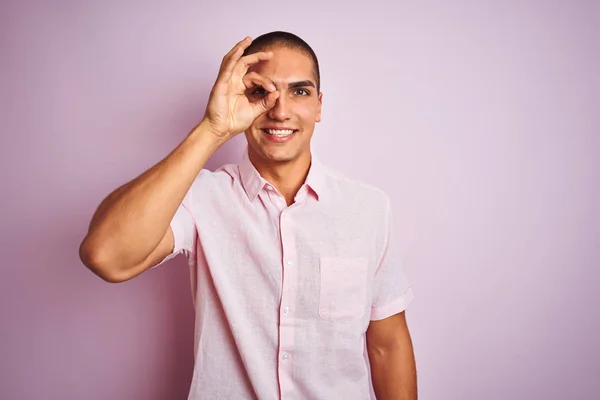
[243,31,321,92]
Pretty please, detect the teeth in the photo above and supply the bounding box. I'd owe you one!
[265,129,294,136]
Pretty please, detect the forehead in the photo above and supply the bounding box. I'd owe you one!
[248,46,316,85]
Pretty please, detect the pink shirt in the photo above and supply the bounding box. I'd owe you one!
[157,148,414,399]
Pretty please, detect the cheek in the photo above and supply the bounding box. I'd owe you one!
[249,116,266,130]
[297,102,320,123]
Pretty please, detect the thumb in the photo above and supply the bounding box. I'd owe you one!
[252,90,279,117]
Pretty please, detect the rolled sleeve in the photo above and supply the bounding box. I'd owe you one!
[370,196,414,321]
[371,287,414,321]
[152,200,196,268]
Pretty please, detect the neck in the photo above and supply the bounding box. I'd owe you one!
[248,149,312,206]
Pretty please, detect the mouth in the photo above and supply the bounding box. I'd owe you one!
[261,128,297,137]
[260,128,298,143]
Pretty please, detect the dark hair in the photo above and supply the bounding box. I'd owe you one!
[243,31,321,92]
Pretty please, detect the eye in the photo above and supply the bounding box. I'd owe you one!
[294,88,310,96]
[251,87,267,96]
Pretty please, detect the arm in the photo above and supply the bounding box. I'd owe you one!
[366,311,417,400]
[79,36,279,283]
[79,125,221,283]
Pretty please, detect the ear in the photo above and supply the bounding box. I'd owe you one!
[315,92,323,123]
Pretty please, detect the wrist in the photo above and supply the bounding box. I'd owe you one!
[188,119,228,150]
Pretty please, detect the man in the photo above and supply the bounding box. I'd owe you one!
[79,31,417,400]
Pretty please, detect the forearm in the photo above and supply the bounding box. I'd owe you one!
[368,335,417,400]
[80,121,222,273]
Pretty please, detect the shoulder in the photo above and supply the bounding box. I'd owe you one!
[189,163,240,188]
[323,165,391,209]
[182,163,241,205]
[321,165,392,229]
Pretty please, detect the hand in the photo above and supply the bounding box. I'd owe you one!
[202,37,280,141]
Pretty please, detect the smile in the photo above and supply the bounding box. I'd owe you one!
[262,129,296,136]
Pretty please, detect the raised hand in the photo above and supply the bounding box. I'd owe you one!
[202,37,280,141]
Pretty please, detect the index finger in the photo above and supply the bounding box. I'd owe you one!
[218,36,252,75]
[232,51,274,78]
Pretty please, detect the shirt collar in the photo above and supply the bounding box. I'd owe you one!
[239,147,325,202]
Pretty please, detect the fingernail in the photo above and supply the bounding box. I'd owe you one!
[269,84,276,91]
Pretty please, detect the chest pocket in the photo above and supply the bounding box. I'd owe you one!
[318,257,369,320]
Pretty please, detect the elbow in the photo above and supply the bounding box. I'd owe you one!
[78,237,130,283]
[367,336,404,360]
[367,342,394,360]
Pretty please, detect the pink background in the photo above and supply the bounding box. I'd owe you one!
[1,1,598,399]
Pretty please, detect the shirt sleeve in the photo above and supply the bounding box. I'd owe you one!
[151,195,196,268]
[370,196,414,321]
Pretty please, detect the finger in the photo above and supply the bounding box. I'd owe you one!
[242,71,276,92]
[220,36,251,72]
[232,51,274,78]
[252,90,280,118]
[217,37,252,83]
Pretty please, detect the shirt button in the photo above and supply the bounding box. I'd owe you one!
[282,353,289,360]
[286,259,293,266]
[266,185,273,191]
[284,306,290,314]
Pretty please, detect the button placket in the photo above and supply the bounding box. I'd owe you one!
[280,212,295,320]
[277,209,297,395]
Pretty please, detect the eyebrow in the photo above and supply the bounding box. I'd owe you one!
[288,80,316,89]
[249,80,317,92]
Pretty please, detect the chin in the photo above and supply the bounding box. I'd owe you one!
[258,147,299,164]
[246,132,302,162]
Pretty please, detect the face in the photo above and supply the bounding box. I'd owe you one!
[244,46,322,166]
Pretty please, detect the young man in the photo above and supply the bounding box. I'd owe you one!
[79,31,417,400]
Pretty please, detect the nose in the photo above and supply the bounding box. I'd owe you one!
[267,94,291,121]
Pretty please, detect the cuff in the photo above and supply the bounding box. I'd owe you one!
[150,218,184,269]
[370,287,415,321]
